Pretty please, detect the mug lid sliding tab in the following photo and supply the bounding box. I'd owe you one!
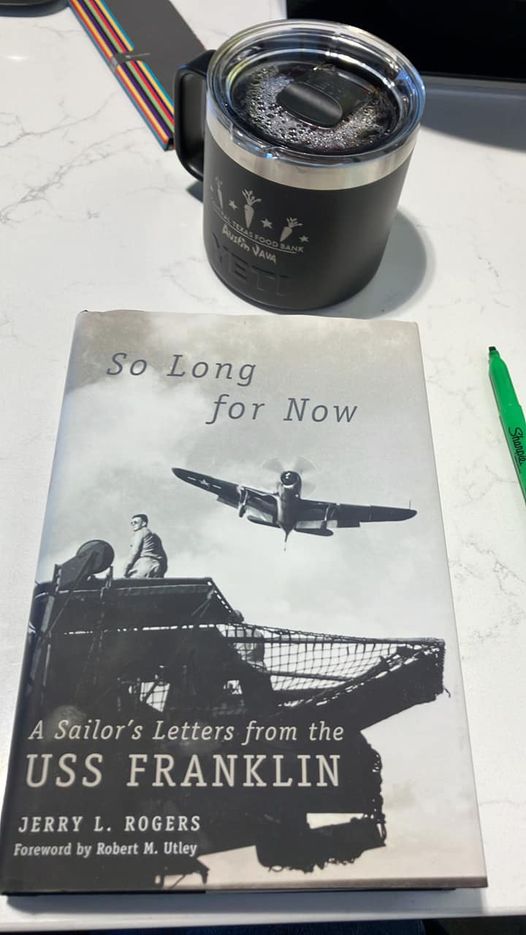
[277,67,371,128]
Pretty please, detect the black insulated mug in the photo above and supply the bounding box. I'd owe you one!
[175,21,425,312]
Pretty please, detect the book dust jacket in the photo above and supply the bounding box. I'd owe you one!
[0,311,486,893]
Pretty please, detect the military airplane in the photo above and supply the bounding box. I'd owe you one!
[172,466,416,544]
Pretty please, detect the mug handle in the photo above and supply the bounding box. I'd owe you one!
[174,50,215,181]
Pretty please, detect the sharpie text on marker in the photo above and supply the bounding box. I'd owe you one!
[488,346,526,502]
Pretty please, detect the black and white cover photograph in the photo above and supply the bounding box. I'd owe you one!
[0,310,487,894]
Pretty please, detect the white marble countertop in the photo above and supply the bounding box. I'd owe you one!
[1,0,526,928]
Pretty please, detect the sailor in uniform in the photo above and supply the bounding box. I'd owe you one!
[124,514,167,578]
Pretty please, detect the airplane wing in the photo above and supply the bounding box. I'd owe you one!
[297,499,417,529]
[172,468,276,516]
[334,503,417,527]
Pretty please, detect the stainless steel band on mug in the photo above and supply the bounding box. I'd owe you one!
[206,106,420,191]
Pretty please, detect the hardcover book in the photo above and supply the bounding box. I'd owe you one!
[0,310,486,893]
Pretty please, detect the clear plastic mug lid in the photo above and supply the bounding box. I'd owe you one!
[208,20,425,164]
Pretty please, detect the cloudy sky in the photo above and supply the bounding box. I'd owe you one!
[36,309,485,886]
[39,309,449,639]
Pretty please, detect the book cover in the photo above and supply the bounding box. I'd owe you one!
[0,310,486,893]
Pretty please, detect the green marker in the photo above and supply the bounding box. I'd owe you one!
[488,346,526,503]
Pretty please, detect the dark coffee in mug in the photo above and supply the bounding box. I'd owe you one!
[231,62,400,155]
[175,21,425,311]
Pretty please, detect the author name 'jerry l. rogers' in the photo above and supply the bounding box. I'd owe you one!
[16,814,201,833]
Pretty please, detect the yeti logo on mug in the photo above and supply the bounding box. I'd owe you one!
[175,21,425,311]
[210,233,291,298]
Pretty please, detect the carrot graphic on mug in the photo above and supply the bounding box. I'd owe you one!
[242,190,261,229]
[280,218,302,242]
[215,177,224,210]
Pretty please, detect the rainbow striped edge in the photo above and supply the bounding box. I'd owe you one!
[82,0,174,127]
[95,0,173,111]
[69,0,173,150]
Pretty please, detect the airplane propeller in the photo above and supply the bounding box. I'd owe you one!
[262,457,317,495]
